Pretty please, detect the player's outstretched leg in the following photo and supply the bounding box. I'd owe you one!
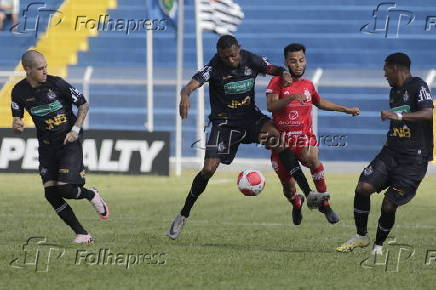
[57,184,109,220]
[372,196,398,255]
[336,182,373,252]
[167,158,220,240]
[44,185,94,243]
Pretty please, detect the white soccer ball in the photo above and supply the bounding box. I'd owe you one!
[237,169,265,196]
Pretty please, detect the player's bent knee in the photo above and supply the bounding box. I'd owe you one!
[43,180,56,187]
[355,182,375,196]
[57,184,78,199]
[201,160,220,179]
[381,196,398,213]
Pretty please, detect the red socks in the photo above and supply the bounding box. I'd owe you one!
[311,163,327,193]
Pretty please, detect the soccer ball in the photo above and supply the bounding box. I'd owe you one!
[237,170,265,196]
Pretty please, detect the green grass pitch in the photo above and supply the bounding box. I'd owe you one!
[1,171,435,289]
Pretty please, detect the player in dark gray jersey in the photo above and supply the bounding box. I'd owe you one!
[337,53,433,254]
[167,35,329,240]
[11,50,110,244]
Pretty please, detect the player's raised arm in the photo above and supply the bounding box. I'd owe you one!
[180,79,202,119]
[267,65,292,87]
[316,97,360,116]
[265,76,305,112]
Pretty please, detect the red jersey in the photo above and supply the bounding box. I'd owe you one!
[266,76,320,134]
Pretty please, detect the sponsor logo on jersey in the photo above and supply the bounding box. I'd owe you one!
[224,78,254,94]
[390,127,411,138]
[391,105,410,113]
[30,100,63,117]
[288,111,299,120]
[44,114,67,130]
[227,96,251,109]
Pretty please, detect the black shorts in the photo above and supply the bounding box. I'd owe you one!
[359,147,428,206]
[205,111,271,165]
[38,140,85,185]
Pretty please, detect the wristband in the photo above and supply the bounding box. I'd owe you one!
[72,125,81,134]
[395,112,403,121]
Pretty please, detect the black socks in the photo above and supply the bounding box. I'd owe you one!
[57,184,95,201]
[354,193,370,236]
[44,186,87,235]
[181,172,210,218]
[278,149,311,196]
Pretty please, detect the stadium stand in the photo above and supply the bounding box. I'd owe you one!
[0,0,435,161]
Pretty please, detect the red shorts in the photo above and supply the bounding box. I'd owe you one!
[271,132,317,183]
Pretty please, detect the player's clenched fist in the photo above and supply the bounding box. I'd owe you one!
[380,110,397,121]
[345,107,360,116]
[64,131,79,145]
[12,117,24,133]
[281,70,293,87]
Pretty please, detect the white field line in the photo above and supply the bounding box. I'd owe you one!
[209,178,235,185]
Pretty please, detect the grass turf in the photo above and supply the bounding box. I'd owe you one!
[0,171,435,289]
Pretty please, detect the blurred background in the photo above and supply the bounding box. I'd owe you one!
[0,0,435,174]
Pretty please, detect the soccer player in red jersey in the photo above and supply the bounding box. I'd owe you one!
[266,43,360,225]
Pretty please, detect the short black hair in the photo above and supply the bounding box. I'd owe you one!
[217,35,239,50]
[385,52,411,70]
[284,43,306,58]
[21,50,44,68]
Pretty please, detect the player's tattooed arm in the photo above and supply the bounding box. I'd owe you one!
[266,93,306,112]
[381,108,433,122]
[266,65,292,87]
[180,79,201,119]
[64,103,89,144]
[75,103,89,128]
[12,117,24,134]
[317,97,360,116]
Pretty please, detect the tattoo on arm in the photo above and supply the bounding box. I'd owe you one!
[75,103,89,128]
